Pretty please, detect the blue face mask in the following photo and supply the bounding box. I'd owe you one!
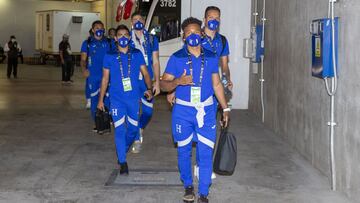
[95,29,105,37]
[186,33,201,47]
[118,36,129,48]
[207,19,220,31]
[134,21,144,30]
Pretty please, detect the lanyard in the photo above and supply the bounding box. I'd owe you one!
[135,32,148,56]
[205,35,217,54]
[187,49,205,86]
[118,51,131,79]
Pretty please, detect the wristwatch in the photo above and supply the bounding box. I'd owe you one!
[223,107,231,112]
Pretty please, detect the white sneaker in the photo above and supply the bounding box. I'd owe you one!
[86,99,91,109]
[194,165,199,180]
[194,165,216,180]
[139,129,144,143]
[131,141,142,153]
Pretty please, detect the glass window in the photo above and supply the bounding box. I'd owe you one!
[138,0,181,42]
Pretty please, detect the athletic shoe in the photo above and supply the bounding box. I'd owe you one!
[194,165,216,180]
[183,186,195,202]
[197,195,209,203]
[131,141,142,153]
[86,99,91,109]
[119,162,129,175]
[139,128,144,143]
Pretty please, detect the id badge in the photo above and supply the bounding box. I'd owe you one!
[88,56,92,66]
[191,87,201,104]
[144,55,149,66]
[122,77,132,92]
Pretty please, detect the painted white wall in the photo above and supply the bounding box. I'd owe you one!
[190,0,251,109]
[0,0,91,57]
[36,11,100,54]
[159,0,251,109]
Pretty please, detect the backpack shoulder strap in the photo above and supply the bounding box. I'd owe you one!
[148,34,154,49]
[220,34,227,56]
[85,37,92,66]
[86,37,92,55]
[107,38,112,51]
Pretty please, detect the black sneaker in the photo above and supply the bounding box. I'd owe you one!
[92,127,97,133]
[197,195,208,203]
[119,162,129,175]
[183,186,195,202]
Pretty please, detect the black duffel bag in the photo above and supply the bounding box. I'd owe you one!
[213,128,237,176]
[95,108,111,134]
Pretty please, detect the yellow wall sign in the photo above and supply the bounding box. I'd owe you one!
[315,37,321,58]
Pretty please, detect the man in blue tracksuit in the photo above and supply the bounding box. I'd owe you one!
[80,20,110,132]
[85,78,91,109]
[196,6,234,180]
[167,7,233,111]
[129,12,161,153]
[97,24,153,174]
[160,17,230,203]
[201,6,232,88]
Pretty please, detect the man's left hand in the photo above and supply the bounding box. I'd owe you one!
[221,111,230,128]
[153,81,161,97]
[144,90,153,101]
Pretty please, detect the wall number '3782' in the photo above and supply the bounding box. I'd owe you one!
[160,0,176,7]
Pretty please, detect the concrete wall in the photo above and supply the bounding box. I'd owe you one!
[0,0,91,57]
[248,0,360,199]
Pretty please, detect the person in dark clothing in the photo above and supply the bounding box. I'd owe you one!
[0,46,6,64]
[59,34,73,84]
[4,35,21,78]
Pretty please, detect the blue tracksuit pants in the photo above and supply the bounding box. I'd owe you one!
[88,79,110,121]
[111,98,140,163]
[172,103,217,196]
[85,78,91,100]
[135,79,154,140]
